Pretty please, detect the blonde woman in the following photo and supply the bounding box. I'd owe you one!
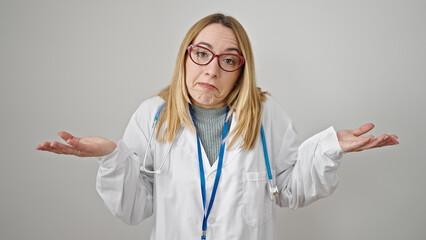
[36,13,398,240]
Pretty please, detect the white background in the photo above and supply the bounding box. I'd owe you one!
[1,0,425,239]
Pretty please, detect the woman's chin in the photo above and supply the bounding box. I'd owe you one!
[192,98,225,109]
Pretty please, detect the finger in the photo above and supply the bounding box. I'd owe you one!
[50,141,62,151]
[36,145,52,151]
[58,131,78,142]
[381,137,400,147]
[351,123,375,137]
[38,146,79,155]
[355,134,388,151]
[376,135,391,148]
[36,145,51,151]
[36,141,51,150]
[343,135,374,152]
[390,134,398,140]
[36,141,78,155]
[36,142,63,154]
[373,134,400,148]
[50,141,79,155]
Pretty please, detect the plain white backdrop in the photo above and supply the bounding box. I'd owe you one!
[1,0,425,239]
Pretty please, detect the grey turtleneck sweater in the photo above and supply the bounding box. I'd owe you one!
[191,104,231,166]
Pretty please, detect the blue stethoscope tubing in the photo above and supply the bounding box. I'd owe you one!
[139,103,279,239]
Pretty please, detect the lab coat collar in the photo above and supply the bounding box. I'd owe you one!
[176,113,243,177]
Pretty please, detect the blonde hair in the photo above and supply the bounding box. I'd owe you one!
[157,13,268,150]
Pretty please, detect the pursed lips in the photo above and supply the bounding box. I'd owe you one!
[197,82,217,91]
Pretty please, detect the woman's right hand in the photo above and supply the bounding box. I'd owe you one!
[36,131,117,157]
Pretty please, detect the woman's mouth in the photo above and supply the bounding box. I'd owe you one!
[197,82,217,90]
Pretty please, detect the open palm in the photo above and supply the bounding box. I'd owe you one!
[36,131,117,157]
[337,123,399,152]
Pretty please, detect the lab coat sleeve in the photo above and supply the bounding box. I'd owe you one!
[275,121,344,209]
[96,98,162,225]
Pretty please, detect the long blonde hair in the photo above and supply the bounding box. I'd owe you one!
[157,13,268,150]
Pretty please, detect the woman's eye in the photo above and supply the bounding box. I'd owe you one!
[197,51,209,58]
[223,58,236,66]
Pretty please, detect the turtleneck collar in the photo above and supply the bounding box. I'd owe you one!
[191,104,228,122]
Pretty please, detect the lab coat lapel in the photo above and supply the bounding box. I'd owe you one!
[200,113,243,176]
[176,126,213,173]
[222,113,243,168]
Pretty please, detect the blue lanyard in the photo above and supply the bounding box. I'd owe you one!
[189,105,230,240]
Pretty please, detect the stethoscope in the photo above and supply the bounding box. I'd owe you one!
[140,103,279,198]
[139,103,171,174]
[140,103,279,239]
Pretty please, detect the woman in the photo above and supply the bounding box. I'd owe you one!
[36,13,398,240]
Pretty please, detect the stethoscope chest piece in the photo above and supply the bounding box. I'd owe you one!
[268,182,279,201]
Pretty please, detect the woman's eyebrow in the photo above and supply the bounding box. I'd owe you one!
[225,47,241,54]
[196,41,241,54]
[196,42,213,49]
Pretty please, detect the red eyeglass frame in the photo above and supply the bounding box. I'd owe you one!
[187,44,245,72]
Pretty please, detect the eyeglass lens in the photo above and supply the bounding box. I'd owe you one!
[189,46,243,72]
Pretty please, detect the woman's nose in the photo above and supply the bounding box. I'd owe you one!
[204,57,221,78]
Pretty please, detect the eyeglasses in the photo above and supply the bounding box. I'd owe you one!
[187,44,245,72]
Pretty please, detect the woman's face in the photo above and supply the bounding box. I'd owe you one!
[185,23,242,109]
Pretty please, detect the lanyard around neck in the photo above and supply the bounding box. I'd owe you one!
[189,104,230,240]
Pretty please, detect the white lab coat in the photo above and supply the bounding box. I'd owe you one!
[96,96,343,240]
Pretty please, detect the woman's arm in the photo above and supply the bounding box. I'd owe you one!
[274,122,398,209]
[36,97,164,225]
[95,99,163,225]
[274,122,343,208]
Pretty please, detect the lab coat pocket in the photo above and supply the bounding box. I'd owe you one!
[242,171,272,227]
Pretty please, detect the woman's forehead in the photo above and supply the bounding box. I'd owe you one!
[193,24,240,52]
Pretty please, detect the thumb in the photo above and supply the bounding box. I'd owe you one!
[58,131,76,142]
[59,131,81,150]
[351,123,375,137]
[66,138,80,149]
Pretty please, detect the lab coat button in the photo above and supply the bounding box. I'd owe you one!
[208,218,216,224]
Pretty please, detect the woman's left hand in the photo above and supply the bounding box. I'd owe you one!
[337,123,399,152]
